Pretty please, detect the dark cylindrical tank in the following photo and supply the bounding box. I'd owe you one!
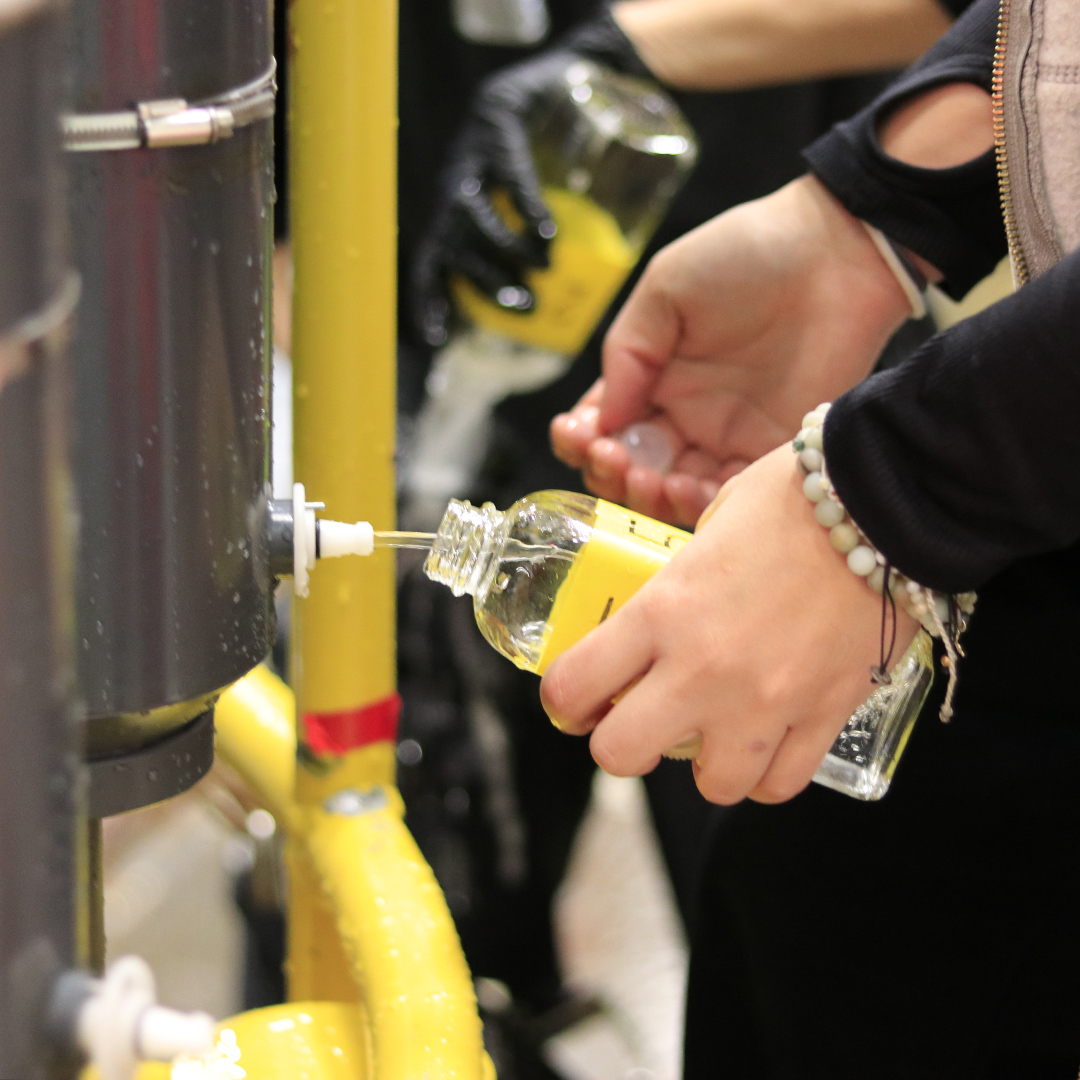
[0,0,80,1073]
[68,0,275,764]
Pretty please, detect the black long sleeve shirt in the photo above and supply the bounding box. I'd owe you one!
[803,0,1080,716]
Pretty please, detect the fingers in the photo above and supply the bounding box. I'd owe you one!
[454,178,549,270]
[588,663,785,795]
[448,248,534,311]
[551,382,604,468]
[664,474,717,527]
[694,473,741,530]
[539,599,656,739]
[746,721,839,804]
[624,466,671,522]
[598,260,681,434]
[486,111,556,250]
[580,438,630,504]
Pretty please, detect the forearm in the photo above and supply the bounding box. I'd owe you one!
[611,0,953,91]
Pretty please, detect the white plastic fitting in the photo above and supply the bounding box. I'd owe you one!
[292,481,318,597]
[319,518,374,559]
[77,956,215,1080]
[291,482,375,597]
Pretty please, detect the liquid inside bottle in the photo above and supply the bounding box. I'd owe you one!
[422,490,935,801]
[452,60,697,356]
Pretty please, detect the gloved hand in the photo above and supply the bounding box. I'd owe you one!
[413,10,653,347]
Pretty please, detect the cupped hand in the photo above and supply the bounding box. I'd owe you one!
[550,175,912,526]
[538,445,919,804]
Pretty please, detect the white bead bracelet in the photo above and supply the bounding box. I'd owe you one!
[795,403,976,720]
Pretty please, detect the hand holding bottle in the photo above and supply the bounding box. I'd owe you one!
[550,175,914,527]
[412,14,653,348]
[538,445,920,804]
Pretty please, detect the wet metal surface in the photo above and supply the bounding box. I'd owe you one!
[69,0,275,748]
[87,709,215,818]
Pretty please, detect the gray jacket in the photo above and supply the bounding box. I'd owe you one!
[999,0,1080,282]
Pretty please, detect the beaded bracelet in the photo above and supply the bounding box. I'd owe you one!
[794,403,975,720]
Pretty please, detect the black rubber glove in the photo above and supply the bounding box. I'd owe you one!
[413,10,653,347]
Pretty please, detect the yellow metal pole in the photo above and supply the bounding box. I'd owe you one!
[289,0,399,803]
[286,11,490,1070]
[216,668,490,1078]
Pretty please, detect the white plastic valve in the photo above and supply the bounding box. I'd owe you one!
[319,518,374,559]
[291,482,376,597]
[77,956,215,1080]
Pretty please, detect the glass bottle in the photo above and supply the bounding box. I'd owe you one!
[420,490,935,801]
[452,60,698,356]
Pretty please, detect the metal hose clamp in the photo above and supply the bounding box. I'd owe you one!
[62,59,276,153]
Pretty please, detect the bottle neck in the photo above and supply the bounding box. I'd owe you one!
[423,499,505,597]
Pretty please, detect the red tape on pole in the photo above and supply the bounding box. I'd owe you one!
[302,692,402,755]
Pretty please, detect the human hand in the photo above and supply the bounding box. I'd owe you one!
[412,15,650,348]
[550,176,913,526]
[538,444,919,804]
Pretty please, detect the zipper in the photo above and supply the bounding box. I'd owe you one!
[992,0,1031,287]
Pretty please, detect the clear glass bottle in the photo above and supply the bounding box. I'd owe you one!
[421,490,935,801]
[452,60,698,356]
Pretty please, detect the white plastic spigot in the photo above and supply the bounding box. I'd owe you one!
[318,518,374,559]
[77,956,215,1080]
[290,482,376,597]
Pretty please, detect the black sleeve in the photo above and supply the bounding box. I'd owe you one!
[824,246,1080,595]
[803,0,1006,298]
[938,0,980,15]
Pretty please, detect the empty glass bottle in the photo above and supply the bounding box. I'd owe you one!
[421,490,935,801]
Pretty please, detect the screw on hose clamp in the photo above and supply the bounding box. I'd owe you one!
[323,787,389,817]
[62,60,276,152]
[137,99,235,147]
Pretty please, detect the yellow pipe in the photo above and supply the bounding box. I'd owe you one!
[289,0,398,801]
[125,1002,373,1080]
[214,663,298,830]
[214,669,489,1080]
[304,805,485,1079]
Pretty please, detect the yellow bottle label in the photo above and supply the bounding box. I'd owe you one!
[452,188,639,356]
[534,500,691,675]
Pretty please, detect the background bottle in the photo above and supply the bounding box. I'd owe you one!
[421,490,935,801]
[452,60,698,355]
